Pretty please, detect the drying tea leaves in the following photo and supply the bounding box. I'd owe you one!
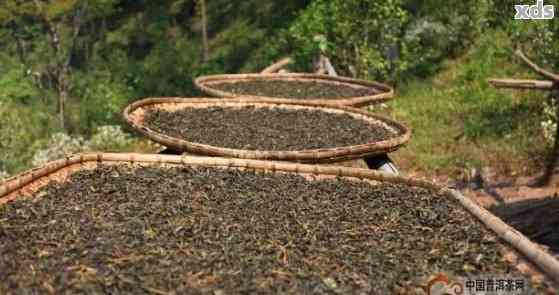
[144,106,397,150]
[0,164,546,293]
[210,80,377,99]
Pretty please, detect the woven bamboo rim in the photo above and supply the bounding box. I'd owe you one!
[194,73,394,107]
[0,152,558,287]
[122,97,411,163]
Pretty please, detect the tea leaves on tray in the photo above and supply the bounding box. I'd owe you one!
[210,80,377,99]
[144,106,397,151]
[0,164,541,294]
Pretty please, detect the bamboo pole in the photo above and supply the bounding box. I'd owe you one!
[261,57,292,74]
[488,79,555,90]
[515,50,559,82]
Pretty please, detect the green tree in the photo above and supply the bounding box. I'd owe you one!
[0,100,54,174]
[282,0,409,80]
[0,0,119,129]
[281,0,491,81]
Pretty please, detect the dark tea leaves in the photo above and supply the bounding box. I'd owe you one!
[211,80,376,99]
[144,106,397,151]
[0,164,543,294]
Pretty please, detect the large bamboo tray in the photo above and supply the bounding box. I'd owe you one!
[0,153,558,289]
[194,73,394,107]
[122,98,411,163]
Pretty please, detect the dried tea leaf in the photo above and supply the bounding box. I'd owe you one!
[0,165,551,293]
[144,106,396,151]
[212,80,376,100]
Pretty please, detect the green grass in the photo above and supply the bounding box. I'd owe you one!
[379,30,550,179]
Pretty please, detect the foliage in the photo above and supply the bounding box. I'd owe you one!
[281,0,409,80]
[72,70,133,132]
[0,100,55,174]
[0,0,555,178]
[500,1,559,144]
[506,0,559,69]
[31,125,136,166]
[391,30,548,177]
[280,0,492,81]
[88,125,135,151]
[0,0,311,173]
[0,55,42,105]
[542,98,558,144]
[403,0,490,77]
[31,133,87,167]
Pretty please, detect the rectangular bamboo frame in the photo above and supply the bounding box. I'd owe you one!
[0,153,558,288]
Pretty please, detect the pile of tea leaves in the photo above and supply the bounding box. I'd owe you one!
[0,164,546,293]
[210,80,377,99]
[144,106,397,150]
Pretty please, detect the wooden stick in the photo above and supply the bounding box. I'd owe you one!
[515,50,559,82]
[314,55,326,74]
[261,57,292,74]
[488,78,555,90]
[315,68,326,75]
[321,55,338,77]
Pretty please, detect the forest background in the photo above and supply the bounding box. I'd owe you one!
[0,0,558,181]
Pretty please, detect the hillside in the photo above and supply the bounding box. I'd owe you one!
[0,0,557,185]
[389,30,550,181]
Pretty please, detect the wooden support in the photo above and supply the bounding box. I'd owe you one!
[488,78,555,90]
[321,55,338,77]
[314,55,337,76]
[322,56,337,77]
[315,66,326,75]
[490,49,559,187]
[315,54,400,174]
[515,50,559,82]
[261,57,292,74]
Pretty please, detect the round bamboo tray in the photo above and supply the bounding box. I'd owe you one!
[0,153,558,288]
[122,97,411,163]
[194,73,394,107]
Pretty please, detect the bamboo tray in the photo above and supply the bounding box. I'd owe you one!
[0,153,558,290]
[122,98,411,163]
[194,73,394,107]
